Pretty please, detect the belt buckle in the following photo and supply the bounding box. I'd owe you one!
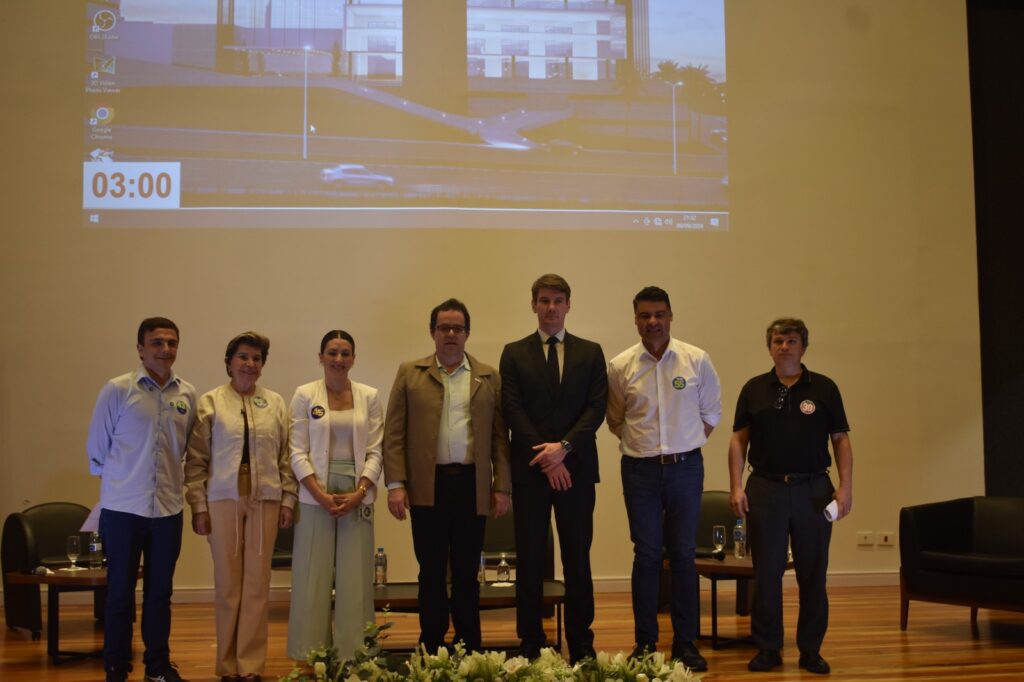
[783,473,792,484]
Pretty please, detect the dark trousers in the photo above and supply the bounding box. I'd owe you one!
[746,473,834,654]
[513,478,595,660]
[409,465,486,652]
[100,509,183,675]
[621,453,703,647]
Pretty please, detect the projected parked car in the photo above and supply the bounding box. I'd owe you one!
[320,164,395,189]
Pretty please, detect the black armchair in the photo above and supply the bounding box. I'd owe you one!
[2,502,105,637]
[899,496,1024,630]
[696,490,735,554]
[271,524,294,571]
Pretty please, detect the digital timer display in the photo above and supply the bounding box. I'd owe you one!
[83,162,181,209]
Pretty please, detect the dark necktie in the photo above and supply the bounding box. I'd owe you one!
[546,336,560,387]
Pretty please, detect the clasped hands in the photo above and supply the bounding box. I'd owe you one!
[319,489,365,518]
[530,441,572,491]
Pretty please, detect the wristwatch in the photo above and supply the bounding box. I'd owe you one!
[560,439,573,453]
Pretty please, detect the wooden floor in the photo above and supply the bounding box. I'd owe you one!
[3,585,1023,680]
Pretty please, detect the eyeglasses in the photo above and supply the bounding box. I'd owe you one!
[435,325,467,336]
[773,385,789,410]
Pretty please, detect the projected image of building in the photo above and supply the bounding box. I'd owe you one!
[114,1,645,84]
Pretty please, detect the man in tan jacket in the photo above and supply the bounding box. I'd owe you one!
[383,298,511,653]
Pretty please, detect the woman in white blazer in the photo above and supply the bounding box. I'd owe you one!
[286,330,384,662]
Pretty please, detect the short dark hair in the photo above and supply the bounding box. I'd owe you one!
[319,329,356,355]
[766,318,809,347]
[632,285,671,312]
[430,298,470,333]
[137,317,179,345]
[224,331,270,376]
[531,273,571,302]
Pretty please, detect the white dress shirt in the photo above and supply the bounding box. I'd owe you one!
[607,338,722,457]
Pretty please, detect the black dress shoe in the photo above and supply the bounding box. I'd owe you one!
[629,643,657,659]
[748,649,783,672]
[799,652,831,674]
[569,646,597,665]
[515,643,542,660]
[671,641,707,672]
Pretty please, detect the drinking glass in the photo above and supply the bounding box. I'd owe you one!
[712,525,727,552]
[66,535,85,571]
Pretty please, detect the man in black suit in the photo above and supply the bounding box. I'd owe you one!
[499,273,608,664]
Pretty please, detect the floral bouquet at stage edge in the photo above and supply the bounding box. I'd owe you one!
[280,617,699,681]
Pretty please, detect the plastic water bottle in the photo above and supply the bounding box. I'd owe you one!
[497,553,511,583]
[88,531,104,569]
[478,552,487,584]
[733,519,747,559]
[374,547,387,586]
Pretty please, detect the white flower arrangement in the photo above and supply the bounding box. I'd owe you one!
[281,619,699,681]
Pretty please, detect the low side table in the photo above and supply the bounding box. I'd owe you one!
[6,568,110,665]
[372,580,566,652]
[694,554,793,649]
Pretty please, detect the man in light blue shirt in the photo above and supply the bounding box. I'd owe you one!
[86,317,196,682]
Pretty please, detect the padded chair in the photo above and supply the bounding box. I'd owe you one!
[481,511,555,580]
[900,496,1024,630]
[659,490,745,613]
[481,512,556,617]
[271,524,294,571]
[696,490,736,554]
[2,502,105,637]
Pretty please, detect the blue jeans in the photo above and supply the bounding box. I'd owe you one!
[100,509,183,675]
[621,453,703,647]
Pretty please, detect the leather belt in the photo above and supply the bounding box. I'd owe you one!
[436,463,474,476]
[639,448,701,465]
[753,470,828,484]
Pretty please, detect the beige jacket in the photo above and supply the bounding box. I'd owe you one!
[185,383,298,513]
[383,353,511,516]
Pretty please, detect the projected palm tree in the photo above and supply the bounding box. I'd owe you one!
[657,61,717,144]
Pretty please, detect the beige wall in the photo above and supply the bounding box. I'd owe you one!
[0,1,981,592]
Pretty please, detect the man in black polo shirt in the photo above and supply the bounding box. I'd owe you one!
[728,318,853,675]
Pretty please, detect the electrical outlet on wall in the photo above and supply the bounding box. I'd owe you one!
[856,530,875,546]
[877,531,897,546]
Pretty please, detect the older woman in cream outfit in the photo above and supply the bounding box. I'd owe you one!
[287,330,383,661]
[185,331,297,681]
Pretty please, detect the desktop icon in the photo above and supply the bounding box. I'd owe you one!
[92,55,116,76]
[91,105,115,126]
[93,10,117,33]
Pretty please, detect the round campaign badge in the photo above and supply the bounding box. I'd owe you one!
[174,400,188,415]
[800,400,816,415]
[310,405,326,419]
[672,376,687,390]
[253,396,268,408]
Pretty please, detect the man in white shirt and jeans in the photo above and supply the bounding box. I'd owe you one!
[606,286,722,671]
[86,317,196,682]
